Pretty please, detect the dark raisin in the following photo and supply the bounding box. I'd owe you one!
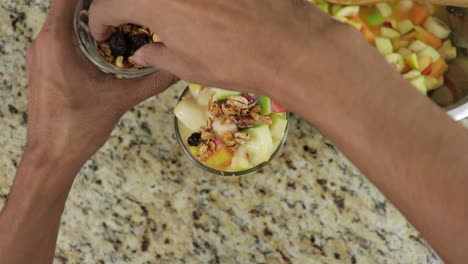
[188,132,202,147]
[447,6,464,18]
[108,31,129,56]
[129,34,150,51]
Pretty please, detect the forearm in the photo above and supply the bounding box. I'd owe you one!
[275,25,468,263]
[0,147,79,264]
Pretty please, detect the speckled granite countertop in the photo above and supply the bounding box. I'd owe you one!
[1,1,468,264]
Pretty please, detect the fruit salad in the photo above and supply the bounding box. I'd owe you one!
[175,85,288,173]
[309,0,457,94]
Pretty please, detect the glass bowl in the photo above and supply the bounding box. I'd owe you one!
[73,0,157,79]
[174,87,290,176]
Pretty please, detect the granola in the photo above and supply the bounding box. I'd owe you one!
[97,23,161,69]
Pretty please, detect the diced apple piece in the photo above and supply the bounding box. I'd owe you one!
[410,75,428,94]
[398,0,414,11]
[244,124,274,166]
[392,38,409,50]
[415,26,442,49]
[211,88,241,100]
[375,37,393,55]
[189,146,199,156]
[205,148,233,170]
[417,55,432,73]
[438,40,457,60]
[418,46,441,62]
[385,53,405,72]
[189,83,204,97]
[333,6,360,17]
[398,47,412,57]
[212,118,238,137]
[366,11,385,26]
[381,27,401,39]
[258,96,271,115]
[196,88,214,106]
[270,113,288,140]
[403,70,421,79]
[425,76,444,91]
[408,40,428,52]
[230,146,251,171]
[429,59,448,78]
[331,5,343,15]
[398,19,415,34]
[271,99,287,113]
[423,16,451,39]
[405,53,420,70]
[317,1,329,13]
[174,99,209,132]
[376,3,392,18]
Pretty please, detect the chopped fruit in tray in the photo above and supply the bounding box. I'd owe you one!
[175,85,288,172]
[309,0,457,95]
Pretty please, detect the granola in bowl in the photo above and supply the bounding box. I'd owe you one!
[174,85,289,176]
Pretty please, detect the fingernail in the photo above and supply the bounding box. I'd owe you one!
[129,55,148,67]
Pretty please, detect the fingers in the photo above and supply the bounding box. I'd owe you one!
[89,0,149,42]
[43,0,78,33]
[123,70,180,106]
[132,43,189,77]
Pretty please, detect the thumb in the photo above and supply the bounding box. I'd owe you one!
[131,43,188,76]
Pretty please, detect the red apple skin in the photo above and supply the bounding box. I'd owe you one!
[271,99,287,113]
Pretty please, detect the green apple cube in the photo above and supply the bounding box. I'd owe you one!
[417,55,432,71]
[317,1,329,13]
[366,11,385,26]
[398,47,412,58]
[333,6,360,17]
[410,75,427,94]
[423,16,451,39]
[385,53,405,72]
[258,96,271,115]
[398,19,414,34]
[381,27,401,39]
[270,113,288,139]
[405,53,420,70]
[211,88,241,100]
[408,40,428,53]
[376,37,393,55]
[174,99,209,132]
[244,124,274,165]
[438,40,457,60]
[418,47,441,62]
[189,83,203,97]
[231,145,251,171]
[376,3,392,18]
[403,70,421,79]
[425,76,444,91]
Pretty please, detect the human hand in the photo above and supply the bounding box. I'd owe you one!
[88,0,339,94]
[26,0,178,172]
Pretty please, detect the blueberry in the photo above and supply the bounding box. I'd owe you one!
[108,31,129,57]
[129,34,150,51]
[188,132,202,147]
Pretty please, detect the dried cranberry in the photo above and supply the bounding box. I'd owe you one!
[187,132,202,147]
[129,34,150,51]
[244,95,257,104]
[108,31,129,57]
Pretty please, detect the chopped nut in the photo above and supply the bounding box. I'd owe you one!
[251,105,262,113]
[259,115,272,125]
[152,34,161,43]
[206,118,213,129]
[250,112,260,120]
[221,102,240,116]
[227,95,249,110]
[237,117,257,129]
[201,131,213,141]
[234,132,250,144]
[197,143,212,161]
[115,56,125,68]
